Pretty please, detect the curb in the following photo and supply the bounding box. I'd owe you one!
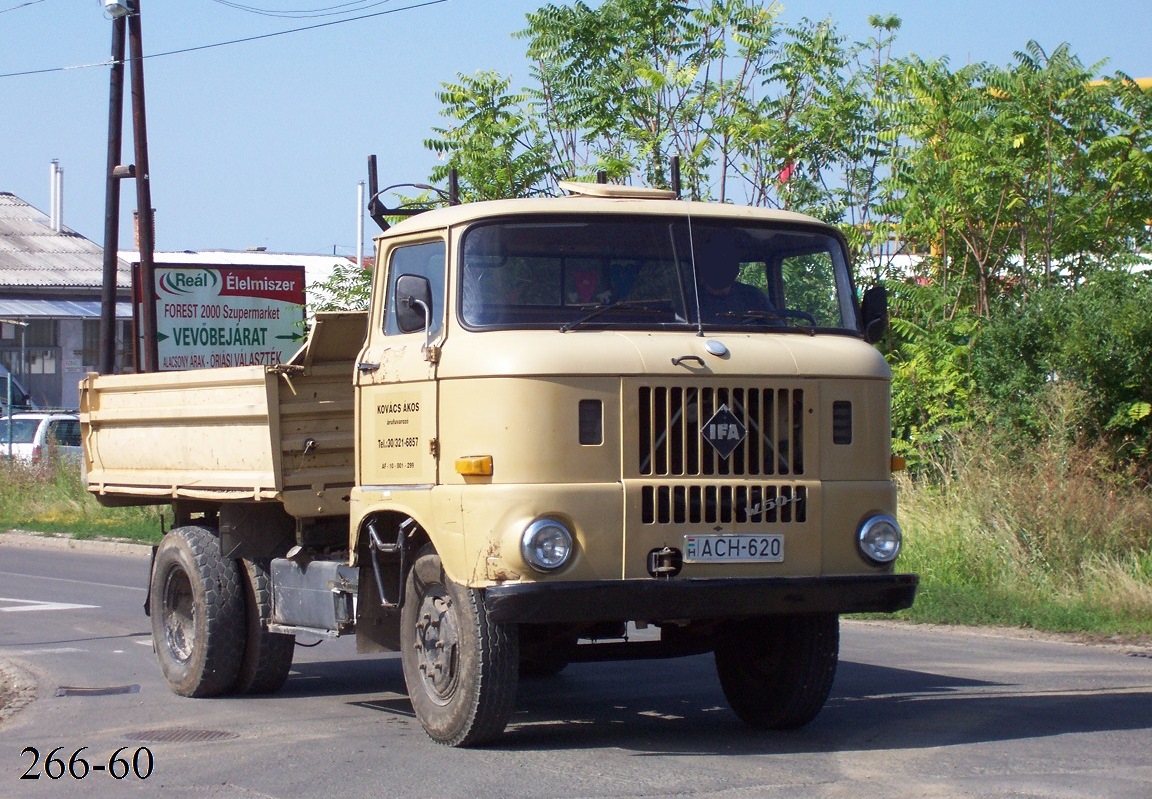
[0,530,153,557]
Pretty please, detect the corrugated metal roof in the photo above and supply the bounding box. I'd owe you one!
[0,192,131,289]
[0,299,133,318]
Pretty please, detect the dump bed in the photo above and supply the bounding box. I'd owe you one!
[80,312,365,519]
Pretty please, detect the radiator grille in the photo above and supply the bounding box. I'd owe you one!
[638,386,805,477]
[641,484,808,525]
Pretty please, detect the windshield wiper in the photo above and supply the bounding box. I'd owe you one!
[712,309,816,332]
[560,299,673,333]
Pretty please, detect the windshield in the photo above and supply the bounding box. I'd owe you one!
[2,419,40,444]
[459,215,857,333]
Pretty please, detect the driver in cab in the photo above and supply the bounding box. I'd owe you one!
[696,239,774,322]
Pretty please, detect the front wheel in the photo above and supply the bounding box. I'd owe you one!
[714,613,839,730]
[150,526,246,697]
[400,546,519,746]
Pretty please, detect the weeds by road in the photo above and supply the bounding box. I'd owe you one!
[0,458,164,544]
[895,432,1152,638]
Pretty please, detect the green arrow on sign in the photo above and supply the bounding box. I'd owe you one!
[275,332,305,342]
[157,332,169,342]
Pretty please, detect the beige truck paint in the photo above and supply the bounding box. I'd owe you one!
[81,311,363,518]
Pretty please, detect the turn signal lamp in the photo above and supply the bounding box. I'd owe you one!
[455,455,493,476]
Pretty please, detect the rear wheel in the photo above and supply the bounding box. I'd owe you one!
[150,526,246,697]
[714,613,839,730]
[400,545,519,746]
[233,558,295,695]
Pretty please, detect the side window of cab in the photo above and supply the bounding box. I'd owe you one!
[384,240,447,337]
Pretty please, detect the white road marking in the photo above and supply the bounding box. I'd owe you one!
[1,647,85,655]
[0,596,99,612]
[0,570,146,592]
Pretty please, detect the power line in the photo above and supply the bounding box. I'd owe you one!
[0,0,447,79]
[208,0,395,19]
[0,0,49,15]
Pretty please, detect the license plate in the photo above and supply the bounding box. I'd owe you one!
[683,534,783,563]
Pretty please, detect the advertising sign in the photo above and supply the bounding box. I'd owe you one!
[150,264,306,371]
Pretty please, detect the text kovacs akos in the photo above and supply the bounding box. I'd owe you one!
[375,397,423,474]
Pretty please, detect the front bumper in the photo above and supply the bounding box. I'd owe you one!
[482,572,918,624]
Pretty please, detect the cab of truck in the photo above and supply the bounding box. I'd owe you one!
[346,183,912,742]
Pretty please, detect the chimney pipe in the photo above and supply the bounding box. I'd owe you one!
[49,160,64,232]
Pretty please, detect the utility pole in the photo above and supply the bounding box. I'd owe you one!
[98,11,126,375]
[128,2,158,373]
[100,0,158,374]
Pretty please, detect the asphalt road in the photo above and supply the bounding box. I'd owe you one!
[2,533,1151,799]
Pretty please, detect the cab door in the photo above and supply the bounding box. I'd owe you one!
[356,237,447,488]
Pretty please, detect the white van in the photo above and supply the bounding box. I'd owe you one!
[1,412,82,464]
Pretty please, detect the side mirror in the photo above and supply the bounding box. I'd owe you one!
[395,274,432,334]
[861,284,887,344]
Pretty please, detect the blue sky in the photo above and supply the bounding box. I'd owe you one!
[2,0,1150,257]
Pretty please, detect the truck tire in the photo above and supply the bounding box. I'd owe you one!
[233,558,295,695]
[150,525,246,697]
[400,545,519,746]
[714,613,839,730]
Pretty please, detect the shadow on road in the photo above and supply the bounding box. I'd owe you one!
[285,652,1152,754]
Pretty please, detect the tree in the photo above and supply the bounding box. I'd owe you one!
[424,71,552,201]
[890,44,1152,316]
[517,0,782,196]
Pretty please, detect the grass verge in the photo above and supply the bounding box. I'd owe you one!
[0,459,165,544]
[893,432,1152,640]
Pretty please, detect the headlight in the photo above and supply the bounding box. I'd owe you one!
[857,514,902,564]
[521,518,574,572]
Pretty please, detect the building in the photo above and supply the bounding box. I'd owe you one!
[0,192,133,411]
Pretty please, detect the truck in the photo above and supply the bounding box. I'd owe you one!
[80,180,917,746]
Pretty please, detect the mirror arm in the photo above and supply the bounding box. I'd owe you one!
[402,296,435,360]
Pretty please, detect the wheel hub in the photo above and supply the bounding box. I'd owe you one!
[162,569,196,663]
[412,589,460,704]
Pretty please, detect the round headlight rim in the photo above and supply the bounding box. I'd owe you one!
[520,517,575,573]
[857,513,902,565]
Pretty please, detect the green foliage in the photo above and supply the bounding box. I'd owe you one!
[967,267,1152,464]
[1058,269,1152,460]
[424,71,552,201]
[896,430,1152,637]
[969,285,1066,440]
[308,259,373,312]
[0,459,164,543]
[883,281,979,466]
[890,44,1152,314]
[519,0,741,193]
[430,0,905,226]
